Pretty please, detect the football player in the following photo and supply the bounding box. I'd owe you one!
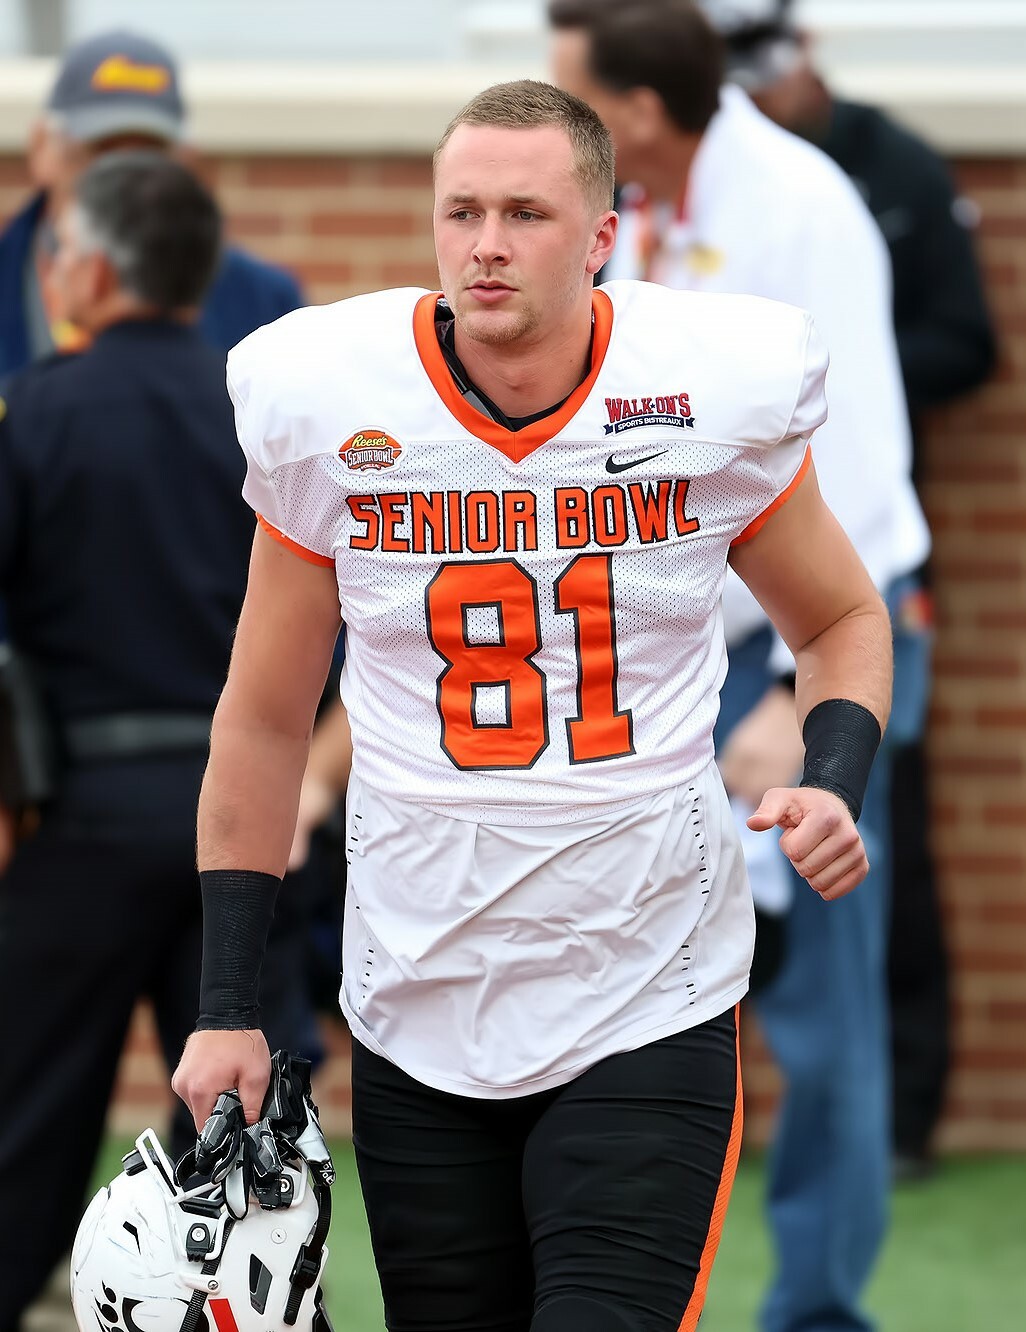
[173,80,890,1332]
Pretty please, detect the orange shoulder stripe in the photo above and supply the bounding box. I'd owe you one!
[730,443,812,548]
[257,513,335,567]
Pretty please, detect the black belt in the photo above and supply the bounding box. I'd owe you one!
[65,713,213,762]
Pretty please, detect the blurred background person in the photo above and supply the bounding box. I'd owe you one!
[706,0,998,1182]
[549,2,929,1330]
[0,27,302,380]
[0,151,326,1332]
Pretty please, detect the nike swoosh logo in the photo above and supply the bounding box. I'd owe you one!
[605,450,668,474]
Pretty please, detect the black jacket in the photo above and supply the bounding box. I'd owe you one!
[0,319,253,729]
[821,99,997,431]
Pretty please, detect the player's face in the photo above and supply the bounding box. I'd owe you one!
[433,123,612,348]
[551,30,647,183]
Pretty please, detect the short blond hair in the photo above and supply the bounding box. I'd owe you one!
[434,79,615,212]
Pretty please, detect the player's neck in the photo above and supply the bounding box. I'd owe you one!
[629,132,701,207]
[453,305,594,419]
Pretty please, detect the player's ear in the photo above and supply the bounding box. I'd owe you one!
[586,209,618,276]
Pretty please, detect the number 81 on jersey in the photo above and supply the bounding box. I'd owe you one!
[425,554,635,769]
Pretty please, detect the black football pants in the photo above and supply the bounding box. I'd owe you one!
[351,1007,741,1332]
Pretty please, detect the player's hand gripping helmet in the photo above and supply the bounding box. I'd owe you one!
[71,1052,336,1332]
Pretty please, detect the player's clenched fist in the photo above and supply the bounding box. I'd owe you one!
[747,787,869,901]
[172,1028,271,1131]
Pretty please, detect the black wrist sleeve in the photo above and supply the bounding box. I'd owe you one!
[196,869,280,1031]
[799,698,882,824]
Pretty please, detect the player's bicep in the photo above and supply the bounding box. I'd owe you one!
[728,459,881,655]
[219,524,341,738]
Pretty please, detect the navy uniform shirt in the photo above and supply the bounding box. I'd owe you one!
[0,318,254,730]
[0,318,269,838]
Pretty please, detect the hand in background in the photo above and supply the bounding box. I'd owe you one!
[287,699,353,871]
[288,774,340,872]
[717,684,804,807]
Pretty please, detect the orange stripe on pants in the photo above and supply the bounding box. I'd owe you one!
[677,1005,744,1332]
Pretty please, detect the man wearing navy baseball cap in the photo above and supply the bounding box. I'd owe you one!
[45,29,186,146]
[0,29,303,377]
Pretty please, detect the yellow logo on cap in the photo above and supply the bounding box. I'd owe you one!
[91,55,171,95]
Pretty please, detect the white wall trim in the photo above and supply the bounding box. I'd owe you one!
[0,58,1023,156]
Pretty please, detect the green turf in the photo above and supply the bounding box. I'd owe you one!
[704,1153,1026,1330]
[93,1140,1024,1331]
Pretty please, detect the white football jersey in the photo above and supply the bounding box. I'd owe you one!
[227,279,827,1095]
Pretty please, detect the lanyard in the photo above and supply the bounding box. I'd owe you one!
[622,182,689,283]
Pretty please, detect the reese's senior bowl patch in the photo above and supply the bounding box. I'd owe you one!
[340,430,403,471]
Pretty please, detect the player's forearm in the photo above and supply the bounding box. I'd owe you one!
[194,709,313,1032]
[793,596,892,732]
[198,709,313,879]
[787,596,892,824]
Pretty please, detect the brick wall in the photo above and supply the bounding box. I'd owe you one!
[2,150,1023,1149]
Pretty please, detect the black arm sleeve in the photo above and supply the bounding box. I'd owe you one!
[799,699,882,824]
[196,869,280,1031]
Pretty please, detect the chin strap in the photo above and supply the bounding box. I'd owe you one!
[178,1220,236,1332]
[282,1175,332,1326]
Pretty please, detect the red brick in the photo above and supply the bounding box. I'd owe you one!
[957,951,1026,973]
[944,852,1026,875]
[245,158,351,188]
[933,557,1022,583]
[979,212,1026,238]
[953,160,1021,190]
[295,260,357,285]
[933,655,1021,679]
[374,159,434,187]
[0,158,30,189]
[976,705,1026,726]
[228,213,284,239]
[379,261,440,286]
[976,609,1026,631]
[308,211,417,237]
[982,804,1026,826]
[931,456,1020,483]
[989,1102,1026,1122]
[971,508,1026,533]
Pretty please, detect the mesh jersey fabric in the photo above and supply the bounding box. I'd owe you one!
[227,280,826,824]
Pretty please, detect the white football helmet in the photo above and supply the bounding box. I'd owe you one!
[71,1056,334,1332]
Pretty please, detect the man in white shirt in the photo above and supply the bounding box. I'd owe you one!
[171,79,891,1332]
[551,4,927,1331]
